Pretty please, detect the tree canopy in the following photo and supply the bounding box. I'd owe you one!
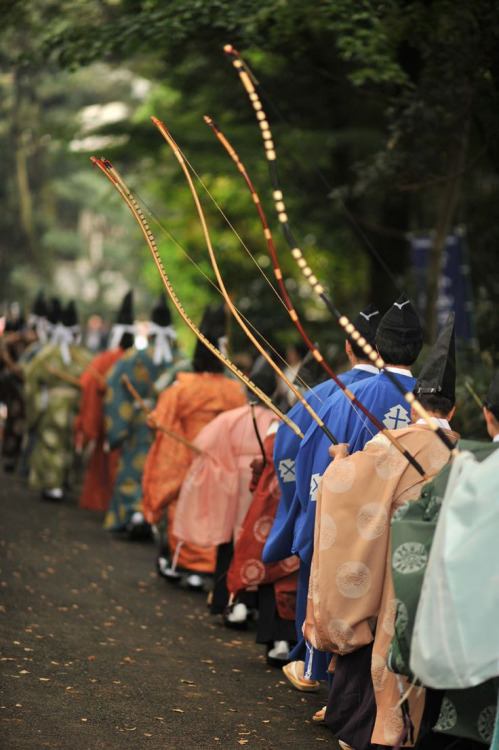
[1,0,498,417]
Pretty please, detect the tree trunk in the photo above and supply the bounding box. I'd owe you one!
[12,70,41,266]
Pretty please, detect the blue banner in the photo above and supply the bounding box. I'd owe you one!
[410,231,478,347]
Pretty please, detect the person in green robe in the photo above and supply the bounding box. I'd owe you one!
[23,300,92,500]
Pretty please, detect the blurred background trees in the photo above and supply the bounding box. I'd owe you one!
[0,0,498,430]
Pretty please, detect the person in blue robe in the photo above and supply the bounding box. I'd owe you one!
[263,304,381,688]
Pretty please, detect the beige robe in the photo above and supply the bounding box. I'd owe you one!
[304,423,459,747]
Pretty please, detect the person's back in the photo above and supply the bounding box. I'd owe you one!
[103,295,185,534]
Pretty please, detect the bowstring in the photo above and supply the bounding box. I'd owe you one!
[112,177,322,403]
[167,137,377,441]
[241,57,403,295]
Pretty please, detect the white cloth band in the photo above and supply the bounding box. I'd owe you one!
[148,323,177,365]
[218,335,228,358]
[28,314,49,344]
[50,323,80,365]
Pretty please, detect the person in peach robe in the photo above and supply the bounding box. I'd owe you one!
[305,313,459,749]
[173,355,278,599]
[141,303,246,587]
[74,291,135,512]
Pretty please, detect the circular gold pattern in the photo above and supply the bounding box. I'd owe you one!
[132,452,147,472]
[253,516,274,543]
[372,653,388,692]
[240,559,265,585]
[120,478,139,496]
[392,542,428,574]
[119,401,134,421]
[383,708,405,744]
[336,561,371,598]
[357,502,388,540]
[323,460,356,494]
[319,514,337,551]
[327,619,356,654]
[374,444,407,480]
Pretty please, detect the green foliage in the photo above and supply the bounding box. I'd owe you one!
[0,0,498,392]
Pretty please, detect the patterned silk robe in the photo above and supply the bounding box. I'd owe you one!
[226,428,300,620]
[24,343,92,491]
[103,346,176,531]
[305,423,459,747]
[74,348,125,511]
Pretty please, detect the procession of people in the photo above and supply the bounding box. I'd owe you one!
[1,286,497,750]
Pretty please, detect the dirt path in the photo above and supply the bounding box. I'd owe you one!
[0,473,335,749]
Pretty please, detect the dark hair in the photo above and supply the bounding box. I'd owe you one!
[375,330,423,366]
[192,343,224,374]
[347,336,370,361]
[485,402,499,421]
[119,332,135,350]
[416,391,454,416]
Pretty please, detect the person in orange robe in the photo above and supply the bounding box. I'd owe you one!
[141,303,247,588]
[74,291,135,512]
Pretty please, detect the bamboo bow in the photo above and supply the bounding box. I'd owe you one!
[204,115,428,478]
[90,156,303,438]
[224,44,456,456]
[151,116,338,445]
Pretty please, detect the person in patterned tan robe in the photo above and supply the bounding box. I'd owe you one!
[304,313,459,750]
[103,295,184,535]
[74,291,135,512]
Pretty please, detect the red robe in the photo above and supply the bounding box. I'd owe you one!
[226,429,299,620]
[74,348,124,511]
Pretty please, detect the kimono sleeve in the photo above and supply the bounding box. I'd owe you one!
[104,358,134,449]
[305,441,397,654]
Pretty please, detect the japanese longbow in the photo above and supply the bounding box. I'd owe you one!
[90,156,303,439]
[224,44,456,456]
